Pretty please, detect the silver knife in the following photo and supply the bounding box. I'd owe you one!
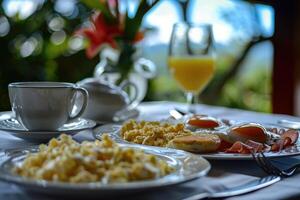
[182,175,281,200]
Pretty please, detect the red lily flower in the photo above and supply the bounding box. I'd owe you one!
[76,12,122,59]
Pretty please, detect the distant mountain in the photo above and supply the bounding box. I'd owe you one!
[140,40,272,76]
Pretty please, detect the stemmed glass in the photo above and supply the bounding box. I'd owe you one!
[168,22,215,113]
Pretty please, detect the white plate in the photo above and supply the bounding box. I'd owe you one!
[0,144,210,197]
[93,124,300,160]
[0,111,96,142]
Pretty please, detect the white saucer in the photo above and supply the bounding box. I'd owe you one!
[0,111,96,142]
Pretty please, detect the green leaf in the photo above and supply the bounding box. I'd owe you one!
[80,0,107,11]
[124,0,160,41]
[79,0,116,23]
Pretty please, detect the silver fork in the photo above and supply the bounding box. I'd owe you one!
[252,152,300,177]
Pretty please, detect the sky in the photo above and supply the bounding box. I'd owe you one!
[143,0,274,44]
[2,0,274,45]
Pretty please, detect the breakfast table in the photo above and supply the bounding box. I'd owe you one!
[1,101,300,200]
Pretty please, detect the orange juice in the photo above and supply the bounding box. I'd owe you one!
[168,56,215,93]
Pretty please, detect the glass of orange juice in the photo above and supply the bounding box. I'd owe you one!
[168,23,215,112]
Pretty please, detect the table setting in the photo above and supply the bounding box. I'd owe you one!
[1,99,300,200]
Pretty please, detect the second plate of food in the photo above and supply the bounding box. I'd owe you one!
[93,120,300,160]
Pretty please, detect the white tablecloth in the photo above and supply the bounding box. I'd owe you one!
[1,101,300,200]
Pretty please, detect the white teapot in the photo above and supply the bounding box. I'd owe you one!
[77,78,139,122]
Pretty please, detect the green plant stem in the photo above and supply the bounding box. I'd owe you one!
[115,42,136,85]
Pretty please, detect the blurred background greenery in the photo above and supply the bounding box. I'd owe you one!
[0,0,273,112]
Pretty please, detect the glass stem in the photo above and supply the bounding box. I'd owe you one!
[186,92,197,113]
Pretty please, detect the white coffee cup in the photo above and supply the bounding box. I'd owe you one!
[8,82,89,131]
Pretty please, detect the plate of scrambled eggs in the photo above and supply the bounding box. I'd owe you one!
[0,134,210,197]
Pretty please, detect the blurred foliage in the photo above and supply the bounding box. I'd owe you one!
[0,0,98,110]
[146,56,272,113]
[0,0,272,114]
[219,66,271,112]
[145,0,272,113]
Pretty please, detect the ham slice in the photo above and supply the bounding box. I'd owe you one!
[245,140,264,152]
[217,139,233,151]
[225,140,264,154]
[281,130,298,144]
[271,138,289,152]
[271,130,298,152]
[225,141,253,154]
[222,128,298,154]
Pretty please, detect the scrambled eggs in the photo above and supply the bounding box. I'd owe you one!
[14,134,174,183]
[121,120,192,147]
